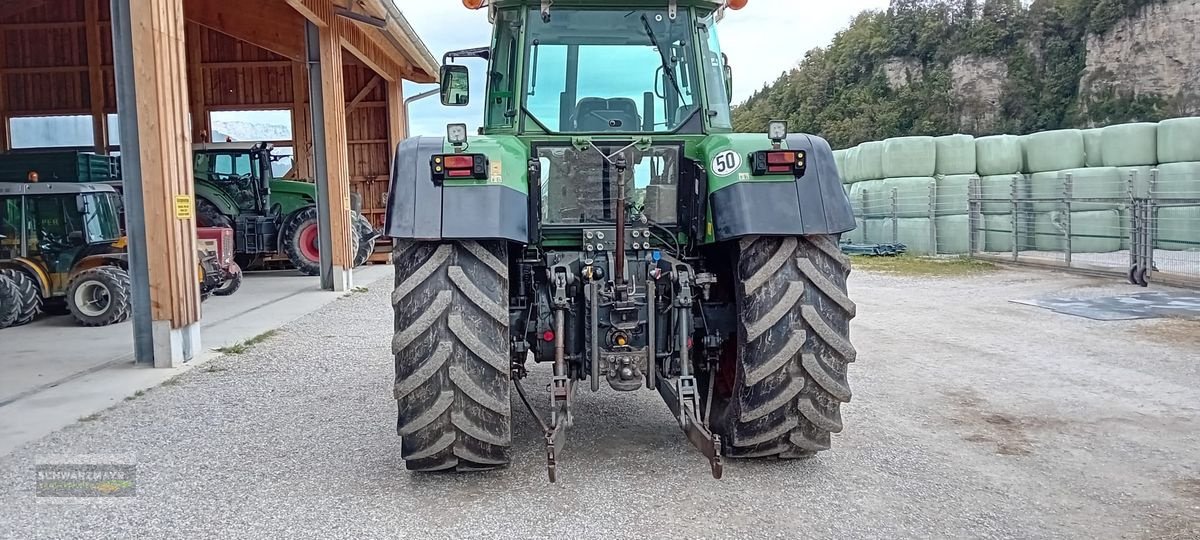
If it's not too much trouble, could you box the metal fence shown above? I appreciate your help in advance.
[965,169,1200,288]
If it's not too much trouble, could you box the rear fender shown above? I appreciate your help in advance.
[704,133,855,241]
[0,257,50,297]
[195,181,241,218]
[385,136,528,243]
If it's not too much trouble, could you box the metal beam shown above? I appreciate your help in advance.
[305,21,334,291]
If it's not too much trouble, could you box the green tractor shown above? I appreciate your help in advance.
[192,142,378,275]
[386,0,858,480]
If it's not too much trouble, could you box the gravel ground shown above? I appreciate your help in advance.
[1,265,1199,539]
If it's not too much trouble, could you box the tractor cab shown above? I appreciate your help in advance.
[192,142,277,217]
[0,182,124,277]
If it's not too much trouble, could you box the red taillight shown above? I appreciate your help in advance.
[766,151,795,165]
[750,149,807,177]
[542,330,555,342]
[444,155,474,169]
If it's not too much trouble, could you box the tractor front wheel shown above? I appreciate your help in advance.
[0,268,41,326]
[353,212,377,267]
[0,274,19,329]
[714,235,857,458]
[391,240,512,472]
[282,207,321,276]
[67,267,132,327]
[213,263,243,297]
[282,207,362,277]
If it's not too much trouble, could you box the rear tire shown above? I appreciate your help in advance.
[0,274,19,329]
[66,267,131,327]
[391,240,512,472]
[717,235,857,458]
[196,198,234,230]
[353,212,377,268]
[0,268,41,326]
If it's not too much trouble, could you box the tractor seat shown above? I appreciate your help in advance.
[573,97,641,132]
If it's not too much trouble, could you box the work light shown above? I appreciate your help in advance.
[447,123,468,147]
[767,120,787,142]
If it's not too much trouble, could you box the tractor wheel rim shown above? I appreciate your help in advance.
[298,223,320,262]
[74,281,111,317]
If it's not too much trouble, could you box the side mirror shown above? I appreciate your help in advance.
[67,230,84,244]
[440,64,470,106]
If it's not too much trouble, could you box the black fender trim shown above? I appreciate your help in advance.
[709,134,855,241]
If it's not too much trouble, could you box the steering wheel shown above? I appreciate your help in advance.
[38,231,70,252]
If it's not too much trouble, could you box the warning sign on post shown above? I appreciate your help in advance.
[174,195,193,220]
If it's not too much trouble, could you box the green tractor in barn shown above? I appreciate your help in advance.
[192,142,379,275]
[386,0,857,481]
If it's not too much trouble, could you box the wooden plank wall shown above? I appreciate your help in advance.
[0,0,393,229]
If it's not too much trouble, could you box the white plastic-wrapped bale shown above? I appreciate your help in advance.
[843,218,866,244]
[1083,128,1104,167]
[863,218,891,244]
[1119,208,1132,250]
[1157,117,1200,164]
[935,174,973,216]
[983,214,1015,252]
[934,134,976,175]
[857,179,890,218]
[975,134,1023,176]
[892,217,936,255]
[935,215,983,254]
[859,141,886,180]
[843,146,862,183]
[834,149,848,182]
[1150,162,1200,200]
[1021,130,1085,173]
[980,174,1025,214]
[882,136,937,177]
[1027,168,1123,212]
[1156,206,1200,250]
[1032,210,1122,253]
[881,176,936,218]
[1115,166,1153,199]
[1101,122,1157,167]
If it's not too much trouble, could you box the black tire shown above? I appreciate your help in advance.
[213,264,243,297]
[0,268,41,326]
[41,298,71,316]
[0,275,19,329]
[66,267,132,327]
[353,212,377,268]
[391,240,512,472]
[717,235,857,458]
[282,207,362,277]
[281,207,321,276]
[196,198,234,229]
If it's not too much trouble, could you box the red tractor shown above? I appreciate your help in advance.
[197,226,242,298]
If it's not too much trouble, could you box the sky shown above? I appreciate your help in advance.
[398,0,891,137]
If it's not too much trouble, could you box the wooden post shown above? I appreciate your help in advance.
[111,0,201,367]
[185,22,207,143]
[291,61,312,179]
[386,78,405,151]
[85,0,109,153]
[315,21,353,290]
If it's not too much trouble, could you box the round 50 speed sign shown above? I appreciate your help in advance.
[710,150,741,177]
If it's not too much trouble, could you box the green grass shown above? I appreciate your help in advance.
[79,413,102,422]
[851,255,997,276]
[215,329,278,355]
[123,390,146,402]
[203,364,228,373]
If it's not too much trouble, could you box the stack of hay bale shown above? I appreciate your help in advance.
[975,135,1024,252]
[1020,129,1124,253]
[1154,117,1200,249]
[832,115,1200,255]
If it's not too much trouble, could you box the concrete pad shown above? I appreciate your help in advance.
[0,265,391,457]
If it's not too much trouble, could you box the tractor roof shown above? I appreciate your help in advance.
[0,182,118,196]
[193,142,271,153]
